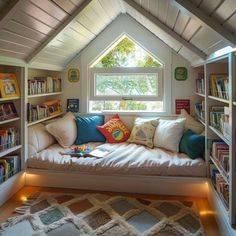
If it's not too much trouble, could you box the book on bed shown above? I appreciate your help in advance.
[61,147,110,158]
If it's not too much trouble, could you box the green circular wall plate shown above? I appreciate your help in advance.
[175,67,187,81]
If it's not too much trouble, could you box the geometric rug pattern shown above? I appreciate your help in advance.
[0,192,205,236]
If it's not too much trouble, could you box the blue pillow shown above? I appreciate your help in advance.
[75,115,106,144]
[179,129,205,159]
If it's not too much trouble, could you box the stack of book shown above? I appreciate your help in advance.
[210,106,230,138]
[0,127,19,151]
[194,101,205,121]
[209,74,229,99]
[210,163,229,208]
[27,100,62,122]
[28,77,61,95]
[0,102,18,121]
[0,155,20,183]
[211,140,229,177]
[196,78,205,94]
[27,103,49,122]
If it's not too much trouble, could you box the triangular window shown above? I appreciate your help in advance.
[92,36,162,68]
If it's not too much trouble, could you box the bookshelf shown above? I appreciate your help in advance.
[0,64,25,196]
[204,53,236,228]
[27,68,63,126]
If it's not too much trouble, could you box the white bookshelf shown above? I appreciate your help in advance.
[203,52,236,228]
[27,113,63,126]
[0,117,20,125]
[28,91,62,98]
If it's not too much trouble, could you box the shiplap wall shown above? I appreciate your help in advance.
[61,14,196,115]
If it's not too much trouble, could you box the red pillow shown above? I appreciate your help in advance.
[97,115,130,143]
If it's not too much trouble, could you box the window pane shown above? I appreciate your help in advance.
[90,101,163,112]
[95,74,158,96]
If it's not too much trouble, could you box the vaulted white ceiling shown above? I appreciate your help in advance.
[0,0,235,68]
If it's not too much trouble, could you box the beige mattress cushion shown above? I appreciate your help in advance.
[27,142,206,177]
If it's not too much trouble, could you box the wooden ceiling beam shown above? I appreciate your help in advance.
[123,0,207,59]
[175,0,236,47]
[26,0,93,63]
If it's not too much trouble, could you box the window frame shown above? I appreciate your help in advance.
[89,67,163,105]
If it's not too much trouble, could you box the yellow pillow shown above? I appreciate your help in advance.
[127,118,159,148]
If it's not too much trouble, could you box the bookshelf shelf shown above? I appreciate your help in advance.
[195,92,205,97]
[233,102,236,106]
[198,118,205,126]
[209,126,230,145]
[0,117,20,125]
[0,145,22,158]
[28,91,62,98]
[0,97,20,102]
[208,95,229,104]
[210,156,229,184]
[27,113,63,126]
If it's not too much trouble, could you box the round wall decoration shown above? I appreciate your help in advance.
[68,68,80,82]
[175,67,187,81]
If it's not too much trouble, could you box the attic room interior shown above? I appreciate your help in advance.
[0,0,236,235]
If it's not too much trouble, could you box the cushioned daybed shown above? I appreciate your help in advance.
[27,115,206,178]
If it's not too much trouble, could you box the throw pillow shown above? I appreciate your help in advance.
[153,118,186,153]
[127,118,159,148]
[97,114,131,143]
[46,112,76,148]
[179,109,204,134]
[75,115,105,144]
[179,129,205,159]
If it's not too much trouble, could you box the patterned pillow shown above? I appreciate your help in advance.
[97,114,130,143]
[127,118,159,148]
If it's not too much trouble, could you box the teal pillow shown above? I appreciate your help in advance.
[75,115,105,144]
[179,129,205,159]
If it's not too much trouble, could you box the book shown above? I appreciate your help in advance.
[61,147,111,158]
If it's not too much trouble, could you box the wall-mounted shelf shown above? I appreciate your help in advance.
[0,145,22,158]
[195,92,205,98]
[0,97,20,102]
[0,117,20,125]
[209,126,230,145]
[208,95,229,104]
[210,156,229,184]
[27,113,63,127]
[28,92,62,98]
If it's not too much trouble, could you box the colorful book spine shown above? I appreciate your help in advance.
[209,74,229,99]
[196,78,205,94]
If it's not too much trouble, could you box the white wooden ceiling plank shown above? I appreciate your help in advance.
[76,12,103,35]
[124,0,206,59]
[224,14,236,33]
[0,49,25,59]
[213,0,236,23]
[149,0,158,18]
[33,56,66,65]
[98,0,120,20]
[0,39,33,54]
[70,20,95,39]
[175,0,236,47]
[166,1,179,29]
[190,26,223,52]
[51,0,76,15]
[157,0,169,23]
[182,18,201,41]
[173,11,189,35]
[30,0,68,21]
[0,29,40,48]
[42,46,75,56]
[20,1,60,28]
[90,0,112,22]
[200,0,223,15]
[12,11,54,35]
[204,40,229,55]
[140,0,149,10]
[56,31,88,44]
[178,46,199,61]
[4,20,46,41]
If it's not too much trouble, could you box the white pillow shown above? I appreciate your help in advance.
[179,109,204,134]
[153,118,186,152]
[46,112,77,148]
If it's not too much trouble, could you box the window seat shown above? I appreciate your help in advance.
[27,142,206,177]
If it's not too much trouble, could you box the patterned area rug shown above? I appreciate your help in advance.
[0,192,205,236]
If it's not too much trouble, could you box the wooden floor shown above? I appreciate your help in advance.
[0,186,220,235]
